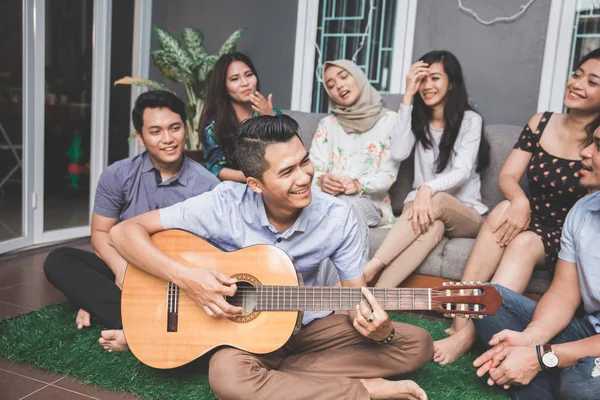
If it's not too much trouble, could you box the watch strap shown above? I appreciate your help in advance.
[536,345,546,370]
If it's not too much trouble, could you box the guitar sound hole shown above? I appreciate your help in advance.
[226,281,257,315]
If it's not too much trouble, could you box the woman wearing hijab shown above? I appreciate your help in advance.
[310,60,402,230]
[363,50,490,288]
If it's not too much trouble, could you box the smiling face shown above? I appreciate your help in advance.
[579,127,600,189]
[324,65,360,107]
[225,60,258,104]
[252,136,314,215]
[418,62,450,109]
[136,107,186,167]
[564,58,600,112]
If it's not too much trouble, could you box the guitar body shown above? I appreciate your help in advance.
[121,230,300,369]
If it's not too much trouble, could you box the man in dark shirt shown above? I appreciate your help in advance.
[44,91,220,352]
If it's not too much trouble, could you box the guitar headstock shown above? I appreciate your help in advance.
[430,282,503,319]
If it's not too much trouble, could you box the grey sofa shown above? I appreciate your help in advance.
[286,94,552,294]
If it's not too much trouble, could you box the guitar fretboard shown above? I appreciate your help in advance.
[254,286,432,311]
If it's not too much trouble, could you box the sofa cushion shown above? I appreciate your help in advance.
[480,124,529,209]
[284,111,327,150]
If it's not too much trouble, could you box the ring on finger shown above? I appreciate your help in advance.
[366,314,375,323]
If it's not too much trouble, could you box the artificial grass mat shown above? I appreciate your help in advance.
[0,303,508,399]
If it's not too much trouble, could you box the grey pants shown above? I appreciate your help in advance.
[317,195,382,286]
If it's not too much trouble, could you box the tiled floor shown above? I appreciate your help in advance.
[0,240,138,400]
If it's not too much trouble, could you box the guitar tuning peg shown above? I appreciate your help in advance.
[477,315,484,319]
[476,281,482,284]
[443,282,449,286]
[469,281,476,285]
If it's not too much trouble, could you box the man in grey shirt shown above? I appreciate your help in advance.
[472,122,600,400]
[44,91,219,352]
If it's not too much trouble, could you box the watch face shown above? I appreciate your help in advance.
[542,352,559,368]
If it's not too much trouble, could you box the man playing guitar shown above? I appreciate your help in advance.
[109,115,433,400]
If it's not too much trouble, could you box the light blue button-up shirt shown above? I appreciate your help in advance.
[558,191,600,334]
[159,181,365,324]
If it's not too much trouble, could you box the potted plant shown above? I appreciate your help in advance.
[115,26,243,152]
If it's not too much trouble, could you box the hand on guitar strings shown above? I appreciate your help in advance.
[353,287,394,342]
[179,266,243,318]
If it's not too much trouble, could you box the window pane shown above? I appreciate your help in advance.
[569,1,600,77]
[44,0,94,232]
[0,1,23,242]
[311,0,397,113]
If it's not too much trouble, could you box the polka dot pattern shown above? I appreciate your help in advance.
[514,112,588,270]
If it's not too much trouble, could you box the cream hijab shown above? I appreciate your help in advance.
[323,59,387,134]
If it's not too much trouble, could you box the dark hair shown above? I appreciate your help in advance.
[575,47,600,70]
[199,52,261,167]
[585,114,600,147]
[131,90,186,133]
[234,115,302,180]
[411,50,489,173]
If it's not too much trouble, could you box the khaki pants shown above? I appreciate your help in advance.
[208,314,433,400]
[374,192,484,287]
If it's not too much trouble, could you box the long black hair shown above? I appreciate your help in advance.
[198,52,261,167]
[411,50,489,173]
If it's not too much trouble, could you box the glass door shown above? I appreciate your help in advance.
[0,1,34,253]
[35,0,94,242]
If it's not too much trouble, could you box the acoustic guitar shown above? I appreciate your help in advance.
[121,230,503,369]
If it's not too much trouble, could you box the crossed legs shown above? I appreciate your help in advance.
[208,314,433,400]
[365,192,483,287]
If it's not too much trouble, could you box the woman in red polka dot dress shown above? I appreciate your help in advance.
[433,48,600,365]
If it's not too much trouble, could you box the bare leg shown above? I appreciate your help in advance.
[99,329,128,352]
[443,200,511,336]
[75,309,91,329]
[433,230,545,365]
[360,378,427,400]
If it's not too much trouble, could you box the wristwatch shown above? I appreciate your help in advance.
[541,344,559,369]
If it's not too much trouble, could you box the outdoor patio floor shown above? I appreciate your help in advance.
[0,240,138,400]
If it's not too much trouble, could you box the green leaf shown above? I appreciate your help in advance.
[153,27,196,74]
[201,55,219,65]
[153,26,182,53]
[152,50,195,86]
[218,28,244,57]
[181,27,208,63]
[113,76,174,93]
[195,63,213,83]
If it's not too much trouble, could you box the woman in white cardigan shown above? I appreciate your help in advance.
[364,50,490,287]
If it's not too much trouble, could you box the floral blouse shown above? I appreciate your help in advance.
[202,108,281,176]
[309,111,400,225]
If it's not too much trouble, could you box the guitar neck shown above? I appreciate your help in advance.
[253,286,433,312]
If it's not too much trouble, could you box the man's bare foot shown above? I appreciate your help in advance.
[75,309,91,329]
[99,329,128,352]
[433,324,476,365]
[364,257,385,284]
[360,378,427,400]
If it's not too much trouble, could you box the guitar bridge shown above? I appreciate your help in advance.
[167,282,179,332]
